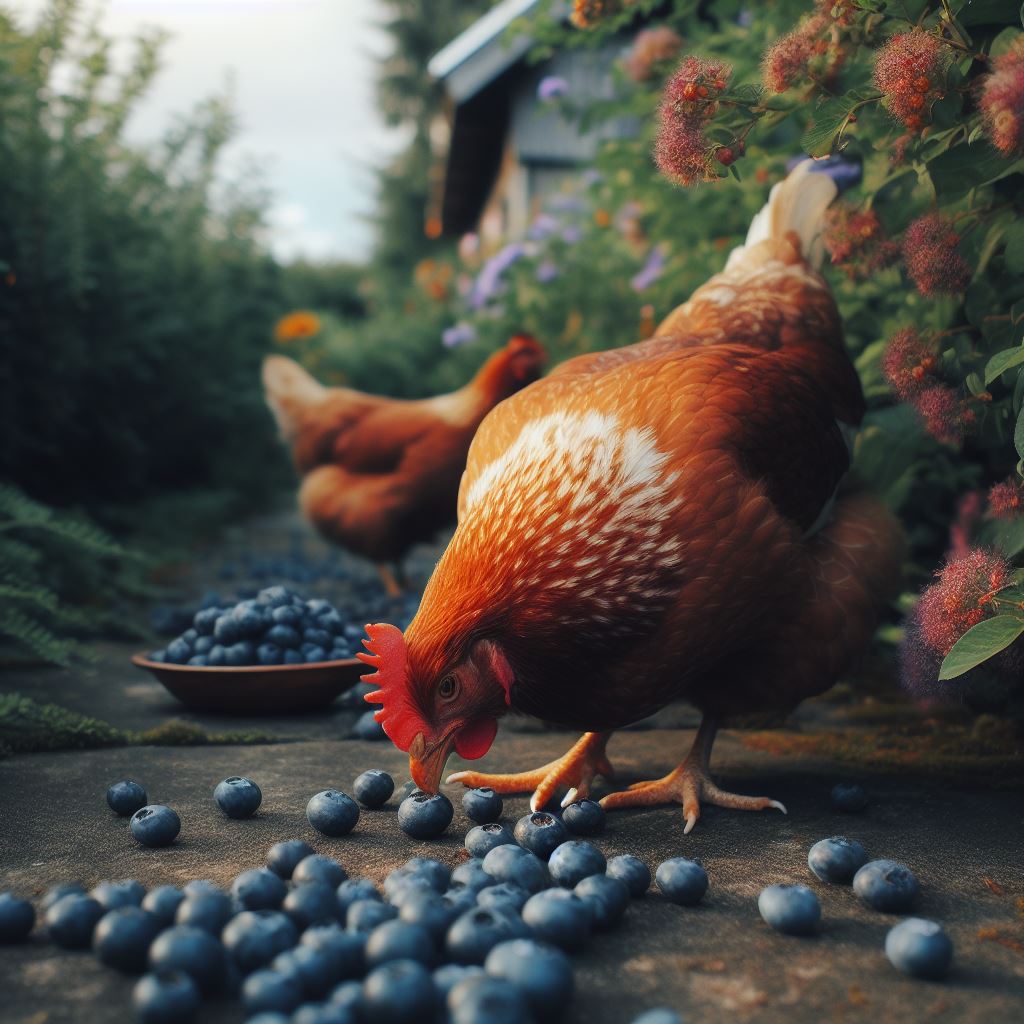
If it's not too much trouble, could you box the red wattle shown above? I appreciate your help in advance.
[454,718,498,760]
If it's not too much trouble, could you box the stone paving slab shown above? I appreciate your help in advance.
[1,728,1023,1024]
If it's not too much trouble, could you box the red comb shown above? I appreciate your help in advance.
[357,622,421,752]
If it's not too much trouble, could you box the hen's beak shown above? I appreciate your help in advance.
[409,732,455,794]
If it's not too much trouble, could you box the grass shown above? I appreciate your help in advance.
[0,693,282,757]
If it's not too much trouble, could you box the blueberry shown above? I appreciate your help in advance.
[267,624,302,648]
[303,645,329,663]
[93,907,160,972]
[0,893,34,943]
[466,822,516,859]
[655,857,708,906]
[272,945,339,998]
[294,854,348,888]
[283,649,303,665]
[831,782,868,813]
[434,963,486,1003]
[214,775,262,818]
[808,836,869,884]
[347,899,397,933]
[208,644,228,666]
[353,769,395,808]
[259,586,293,607]
[758,884,821,935]
[328,978,365,1013]
[445,907,530,965]
[482,844,550,892]
[575,873,629,930]
[365,920,436,969]
[450,860,497,895]
[140,886,184,928]
[193,635,214,655]
[242,968,304,1014]
[233,605,271,637]
[885,918,953,980]
[398,890,464,942]
[291,1003,354,1024]
[485,937,574,1022]
[166,638,192,664]
[521,888,591,951]
[607,854,651,897]
[186,655,209,666]
[232,868,287,911]
[548,841,606,889]
[306,598,332,616]
[130,804,181,847]
[257,643,283,665]
[106,779,148,816]
[267,839,316,879]
[447,975,530,1024]
[225,640,256,665]
[46,894,104,948]
[380,872,434,911]
[132,969,201,1024]
[461,787,503,823]
[301,924,366,980]
[42,883,86,911]
[305,627,333,648]
[400,857,451,891]
[271,606,303,627]
[222,910,299,973]
[513,811,568,860]
[630,1011,684,1024]
[477,882,530,915]
[283,884,341,929]
[148,925,226,993]
[307,790,360,836]
[337,878,382,914]
[182,880,221,898]
[361,959,436,1024]
[194,606,222,634]
[92,879,146,912]
[562,798,605,836]
[175,890,233,934]
[353,710,387,740]
[149,649,167,663]
[397,791,454,839]
[853,859,919,912]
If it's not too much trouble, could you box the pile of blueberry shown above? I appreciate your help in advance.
[148,587,368,667]
[0,772,688,1024]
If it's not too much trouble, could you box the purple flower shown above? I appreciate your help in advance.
[582,169,603,187]
[538,76,569,101]
[528,214,558,241]
[549,196,587,214]
[561,225,583,245]
[442,323,477,348]
[630,244,667,292]
[535,261,560,283]
[469,243,526,309]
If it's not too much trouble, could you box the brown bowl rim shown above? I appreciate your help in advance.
[131,652,364,673]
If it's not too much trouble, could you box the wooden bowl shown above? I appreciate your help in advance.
[131,654,366,713]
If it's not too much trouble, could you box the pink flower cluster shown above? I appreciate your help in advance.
[980,38,1024,157]
[655,56,734,186]
[874,29,950,131]
[625,27,684,83]
[762,14,837,93]
[902,212,971,297]
[988,477,1024,519]
[822,205,899,279]
[915,549,1011,657]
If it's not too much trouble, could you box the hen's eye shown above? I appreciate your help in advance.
[438,675,459,700]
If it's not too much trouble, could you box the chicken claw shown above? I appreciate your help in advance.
[599,715,786,834]
[447,731,613,812]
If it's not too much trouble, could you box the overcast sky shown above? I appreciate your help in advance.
[16,0,407,262]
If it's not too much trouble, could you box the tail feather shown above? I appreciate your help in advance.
[262,355,326,440]
[730,157,850,272]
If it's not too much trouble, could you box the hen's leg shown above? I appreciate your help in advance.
[599,716,786,834]
[447,732,614,813]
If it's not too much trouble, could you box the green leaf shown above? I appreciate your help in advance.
[990,517,1024,557]
[956,0,1022,26]
[1016,405,1024,460]
[938,615,1024,680]
[1005,222,1024,273]
[984,345,1024,384]
[927,144,1024,202]
[801,97,855,158]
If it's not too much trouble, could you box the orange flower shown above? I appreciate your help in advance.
[594,208,612,228]
[274,311,321,343]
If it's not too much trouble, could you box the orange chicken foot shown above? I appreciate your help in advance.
[447,731,614,813]
[599,715,786,834]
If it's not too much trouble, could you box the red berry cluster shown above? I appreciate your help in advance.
[655,57,735,186]
[980,38,1024,157]
[913,385,975,447]
[822,205,899,279]
[625,27,684,83]
[988,477,1024,520]
[880,327,939,399]
[874,29,950,131]
[901,212,971,297]
[762,14,844,93]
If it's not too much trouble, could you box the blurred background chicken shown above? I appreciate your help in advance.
[263,335,544,594]
[359,160,904,831]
